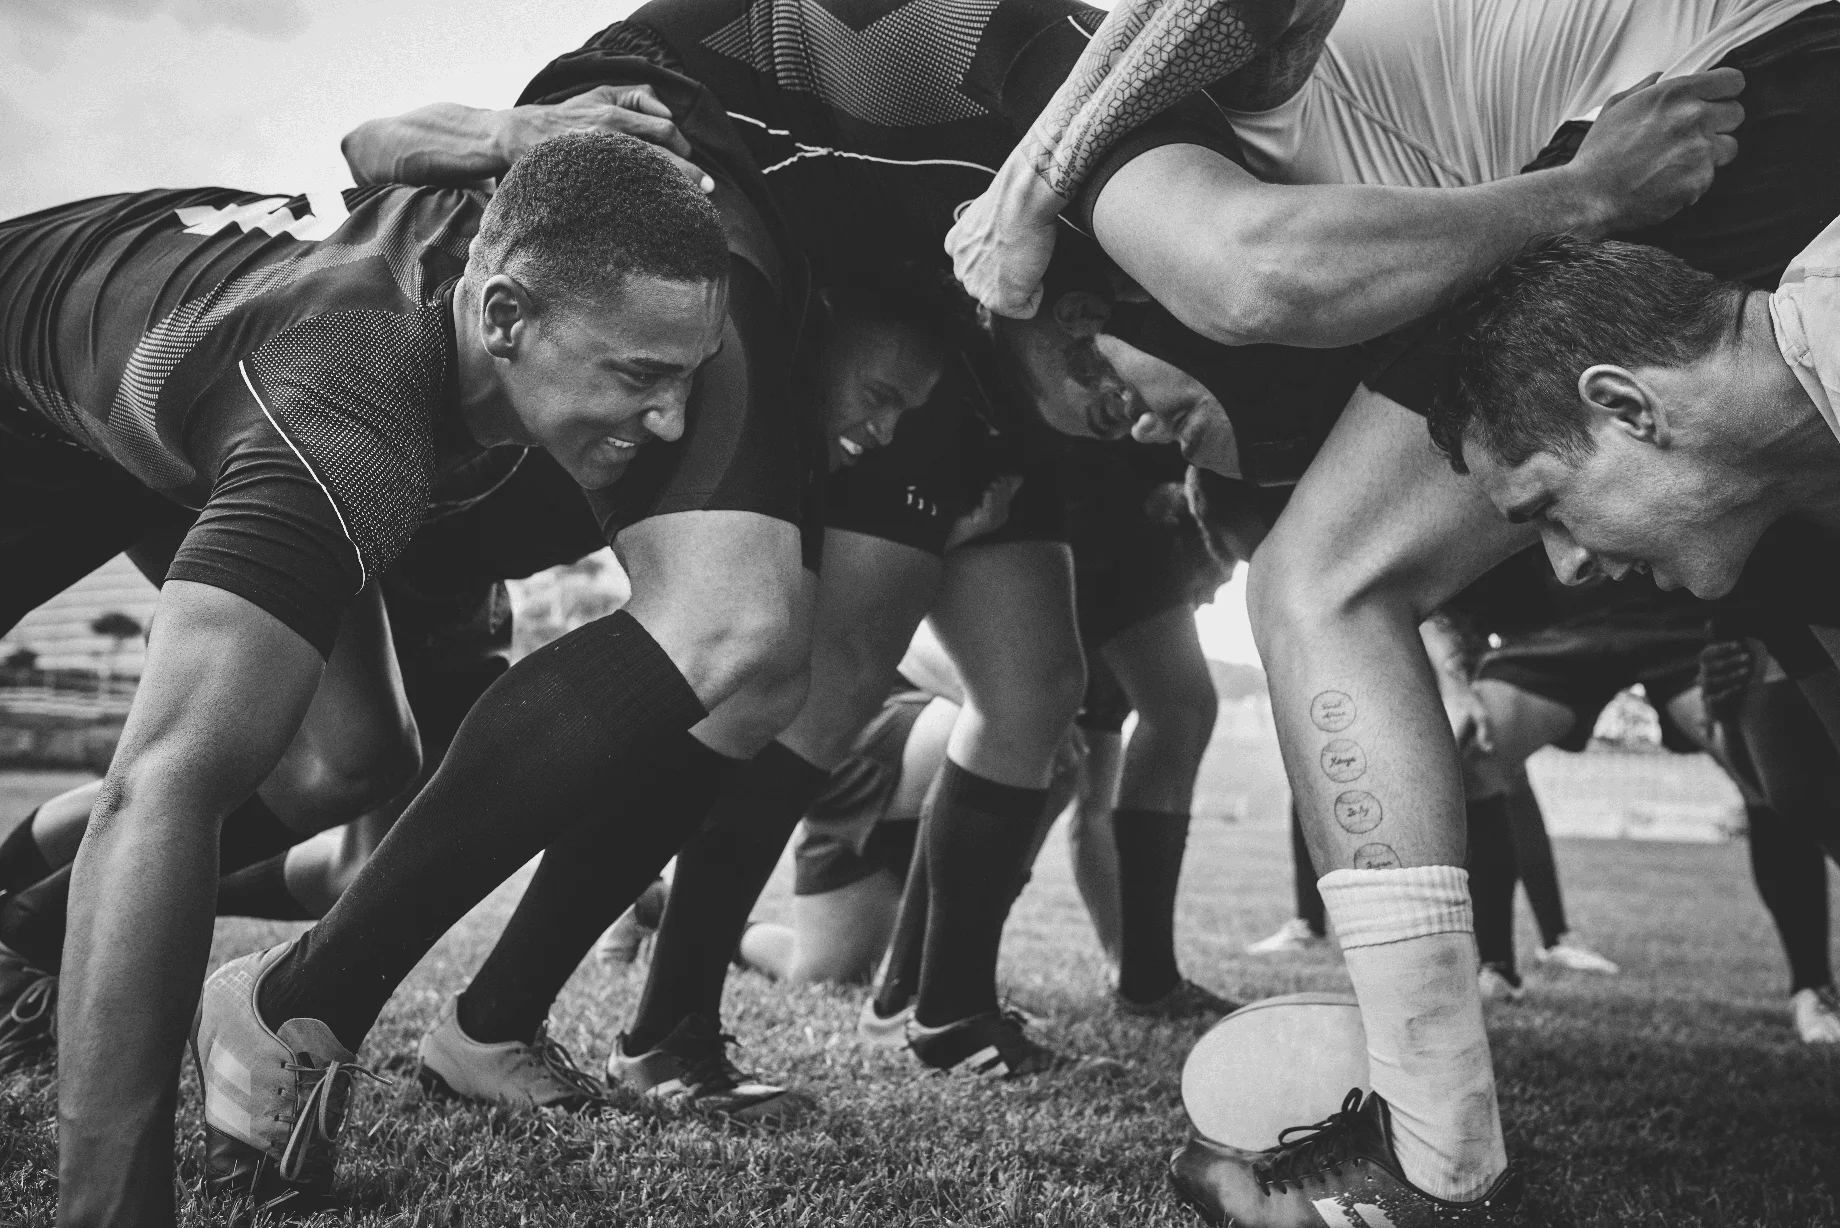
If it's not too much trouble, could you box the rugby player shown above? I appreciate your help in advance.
[950,0,1834,1218]
[0,133,759,1222]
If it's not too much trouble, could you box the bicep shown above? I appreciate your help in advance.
[1090,143,1280,345]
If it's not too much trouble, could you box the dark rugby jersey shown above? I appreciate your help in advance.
[0,186,528,650]
[522,0,1243,293]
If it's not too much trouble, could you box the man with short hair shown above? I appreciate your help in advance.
[0,131,754,1224]
[1432,225,1840,606]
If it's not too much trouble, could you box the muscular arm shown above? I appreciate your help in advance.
[1022,0,1300,199]
[342,88,707,189]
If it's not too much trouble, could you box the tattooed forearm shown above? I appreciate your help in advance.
[1021,0,1283,197]
[1207,0,1345,113]
[1353,843,1401,869]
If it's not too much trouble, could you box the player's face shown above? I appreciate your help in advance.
[1467,428,1769,599]
[820,316,944,469]
[1000,293,1139,440]
[506,275,728,490]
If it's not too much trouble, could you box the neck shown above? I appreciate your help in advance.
[451,278,519,448]
[1741,290,1840,530]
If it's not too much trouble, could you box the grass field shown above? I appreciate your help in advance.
[2,771,1838,1226]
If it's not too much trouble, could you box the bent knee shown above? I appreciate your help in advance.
[283,733,421,825]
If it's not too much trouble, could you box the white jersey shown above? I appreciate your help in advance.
[1224,0,1822,188]
[1773,214,1840,444]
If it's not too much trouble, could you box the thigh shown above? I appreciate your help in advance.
[616,508,807,708]
[0,430,186,635]
[1101,604,1216,724]
[788,872,903,983]
[777,529,943,769]
[931,539,1083,707]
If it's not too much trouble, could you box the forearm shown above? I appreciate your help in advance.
[1022,0,1285,198]
[342,102,514,187]
[1095,145,1613,347]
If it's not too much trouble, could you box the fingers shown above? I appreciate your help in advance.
[1602,71,1662,112]
[609,84,675,120]
[1132,412,1178,445]
[1674,66,1746,100]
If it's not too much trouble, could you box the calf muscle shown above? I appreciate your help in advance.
[1251,391,1534,874]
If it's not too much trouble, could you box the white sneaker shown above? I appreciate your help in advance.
[1478,964,1524,1003]
[1534,935,1620,976]
[416,1000,605,1111]
[1792,987,1840,1045]
[1246,918,1327,955]
[857,996,914,1048]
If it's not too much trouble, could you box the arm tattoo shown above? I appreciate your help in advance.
[1353,843,1401,870]
[1320,739,1367,783]
[1022,0,1275,197]
[1208,0,1345,113]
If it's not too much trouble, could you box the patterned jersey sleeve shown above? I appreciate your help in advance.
[166,304,448,655]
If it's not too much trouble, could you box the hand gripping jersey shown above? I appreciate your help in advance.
[0,185,525,654]
[1223,0,1823,190]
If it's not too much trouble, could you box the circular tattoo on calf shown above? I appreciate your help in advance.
[1319,739,1367,783]
[1309,691,1356,733]
[1353,843,1401,870]
[1333,790,1383,834]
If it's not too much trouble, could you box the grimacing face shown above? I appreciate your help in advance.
[1465,417,1773,599]
[1001,292,1138,440]
[821,314,945,469]
[498,274,728,490]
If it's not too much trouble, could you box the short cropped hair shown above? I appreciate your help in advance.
[472,131,728,312]
[1429,236,1746,473]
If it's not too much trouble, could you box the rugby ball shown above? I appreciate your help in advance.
[1180,992,1370,1150]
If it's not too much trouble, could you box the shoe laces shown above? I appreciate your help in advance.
[0,969,56,1071]
[1255,1089,1368,1194]
[678,1029,750,1093]
[529,1026,606,1102]
[276,1055,389,1184]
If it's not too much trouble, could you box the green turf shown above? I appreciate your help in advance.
[1,774,1837,1226]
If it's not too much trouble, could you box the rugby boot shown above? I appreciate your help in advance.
[0,939,56,1073]
[193,940,388,1212]
[1169,1088,1524,1227]
[416,1000,606,1111]
[1116,978,1241,1021]
[906,1008,1124,1079]
[857,996,914,1048]
[608,1013,814,1123]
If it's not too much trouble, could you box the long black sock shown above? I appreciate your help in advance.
[913,761,1046,1028]
[217,853,316,921]
[624,741,828,1053]
[873,824,929,1018]
[1291,807,1326,937]
[1503,785,1568,948]
[1465,795,1519,978]
[258,612,705,1051]
[0,811,51,893]
[1747,804,1833,993]
[456,733,737,1046]
[0,795,301,969]
[1113,808,1189,1003]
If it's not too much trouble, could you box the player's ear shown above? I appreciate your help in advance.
[1578,364,1662,446]
[479,274,536,359]
[1050,290,1111,338]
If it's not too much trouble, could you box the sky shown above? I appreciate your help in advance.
[3,0,1262,665]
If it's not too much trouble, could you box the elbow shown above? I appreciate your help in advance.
[1176,236,1337,348]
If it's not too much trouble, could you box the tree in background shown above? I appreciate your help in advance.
[90,611,144,681]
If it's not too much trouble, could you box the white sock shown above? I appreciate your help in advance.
[1319,865,1507,1202]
